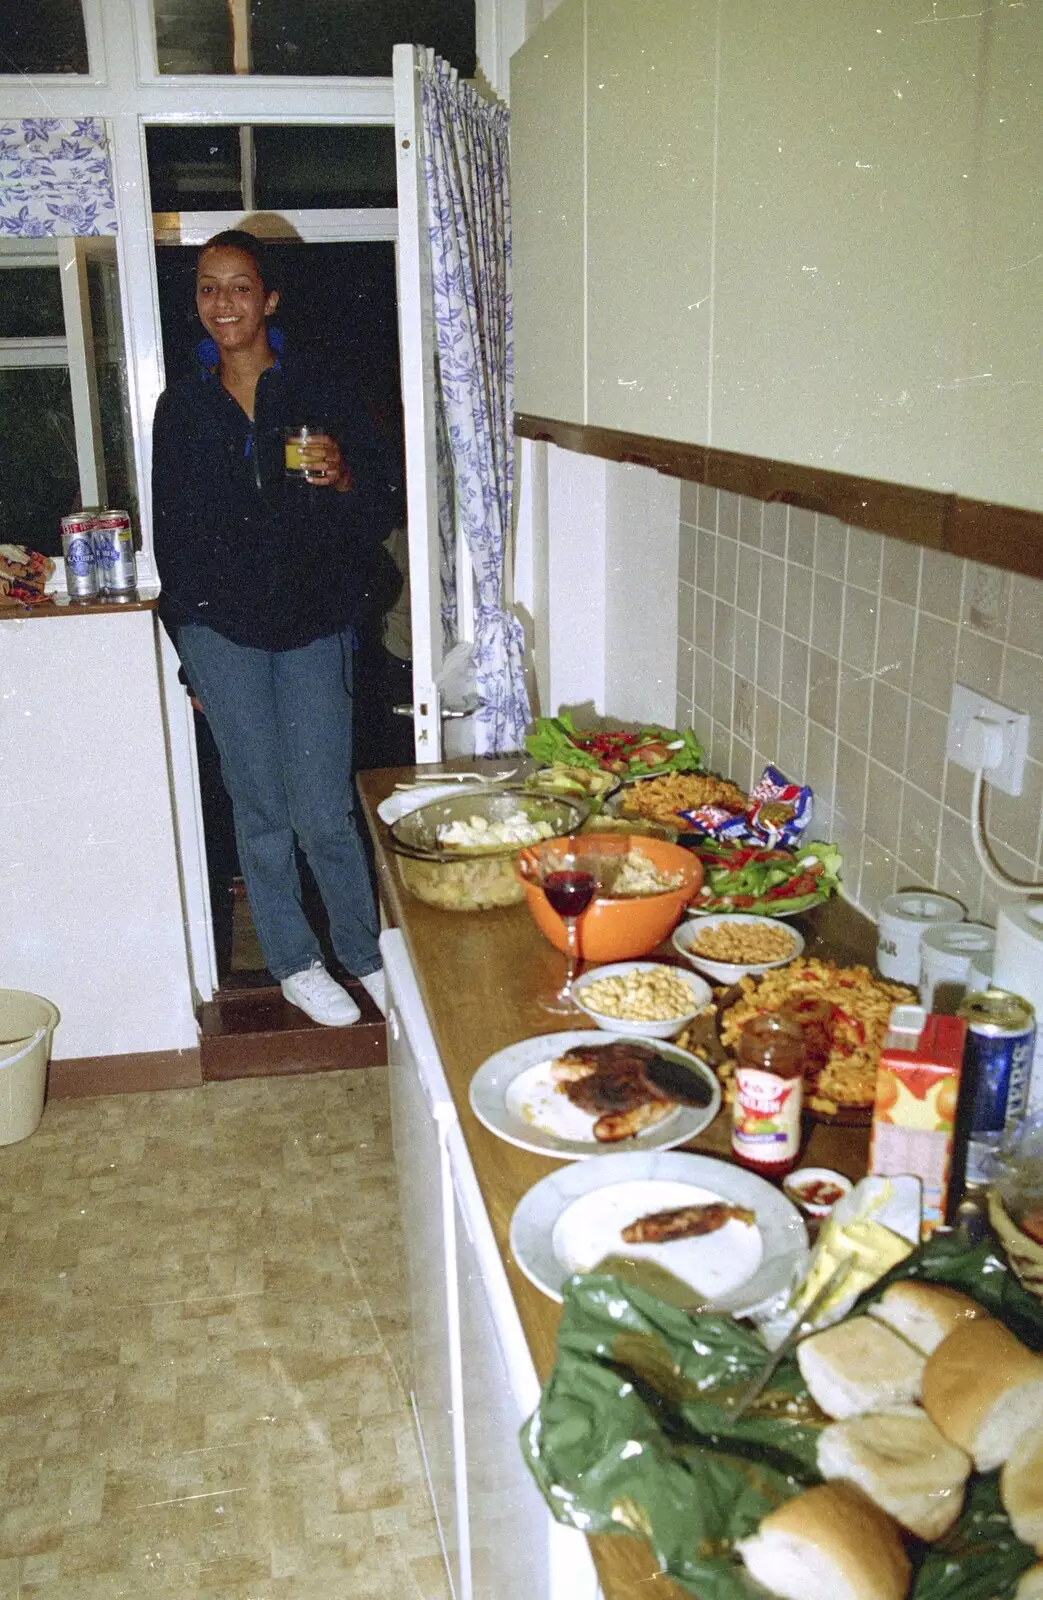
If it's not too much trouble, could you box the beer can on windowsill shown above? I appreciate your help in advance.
[959,988,1036,1186]
[60,513,99,600]
[93,510,137,598]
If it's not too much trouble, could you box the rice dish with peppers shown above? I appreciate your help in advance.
[712,959,916,1113]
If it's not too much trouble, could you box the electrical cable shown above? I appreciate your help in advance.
[971,767,1043,891]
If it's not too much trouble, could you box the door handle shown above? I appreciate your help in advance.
[393,704,471,720]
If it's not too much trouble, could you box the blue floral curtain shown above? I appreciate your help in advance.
[0,120,116,237]
[416,49,531,756]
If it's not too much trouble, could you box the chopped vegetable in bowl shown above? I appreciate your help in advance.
[688,840,842,917]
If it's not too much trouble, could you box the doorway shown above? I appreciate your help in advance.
[154,237,412,985]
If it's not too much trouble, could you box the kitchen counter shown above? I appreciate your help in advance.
[358,762,877,1600]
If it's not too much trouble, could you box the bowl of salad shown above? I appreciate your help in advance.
[525,713,705,779]
[685,840,842,918]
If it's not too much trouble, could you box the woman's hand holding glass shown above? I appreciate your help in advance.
[284,426,353,491]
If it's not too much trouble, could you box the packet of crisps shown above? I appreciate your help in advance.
[678,764,813,847]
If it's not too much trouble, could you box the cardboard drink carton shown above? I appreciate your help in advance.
[869,1005,968,1238]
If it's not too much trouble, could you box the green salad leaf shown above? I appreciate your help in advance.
[524,714,601,771]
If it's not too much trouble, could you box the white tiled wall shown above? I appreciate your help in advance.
[675,482,1043,926]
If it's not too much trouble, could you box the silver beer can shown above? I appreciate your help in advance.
[93,510,137,597]
[60,513,99,600]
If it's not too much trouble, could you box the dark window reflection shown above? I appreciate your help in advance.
[0,268,65,339]
[253,127,397,210]
[153,0,475,76]
[146,127,244,213]
[0,370,80,555]
[2,0,89,75]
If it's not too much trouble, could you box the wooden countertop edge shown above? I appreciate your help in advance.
[0,594,158,621]
[358,765,878,1600]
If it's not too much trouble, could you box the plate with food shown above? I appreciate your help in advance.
[525,712,705,778]
[509,1149,808,1310]
[468,1030,721,1158]
[606,771,749,834]
[709,957,918,1123]
[686,840,843,916]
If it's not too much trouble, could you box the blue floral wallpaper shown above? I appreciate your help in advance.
[0,119,117,237]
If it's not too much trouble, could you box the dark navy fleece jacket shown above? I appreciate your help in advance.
[152,339,401,652]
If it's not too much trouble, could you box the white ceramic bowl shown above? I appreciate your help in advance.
[783,1167,853,1218]
[672,914,804,984]
[571,959,713,1039]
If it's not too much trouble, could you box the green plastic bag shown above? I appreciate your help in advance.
[521,1232,1043,1599]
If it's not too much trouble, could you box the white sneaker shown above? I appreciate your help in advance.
[359,968,387,1018]
[281,962,360,1027]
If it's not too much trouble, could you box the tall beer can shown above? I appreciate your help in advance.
[60,513,99,600]
[93,511,137,597]
[959,988,1036,1185]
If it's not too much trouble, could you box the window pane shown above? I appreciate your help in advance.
[146,127,243,213]
[4,0,89,75]
[0,268,65,339]
[153,0,233,74]
[0,370,80,557]
[253,127,397,210]
[152,0,475,77]
[86,259,141,539]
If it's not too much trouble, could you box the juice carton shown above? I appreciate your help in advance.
[869,1004,967,1238]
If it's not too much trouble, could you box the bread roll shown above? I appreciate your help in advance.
[869,1281,988,1355]
[817,1408,971,1541]
[737,1481,910,1600]
[922,1319,1043,1472]
[1017,1565,1043,1600]
[1002,1431,1043,1554]
[796,1317,926,1419]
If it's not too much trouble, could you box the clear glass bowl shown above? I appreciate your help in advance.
[386,786,589,912]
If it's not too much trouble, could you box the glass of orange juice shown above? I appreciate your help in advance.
[283,424,324,482]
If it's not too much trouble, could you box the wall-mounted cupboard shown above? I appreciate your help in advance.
[511,0,1043,574]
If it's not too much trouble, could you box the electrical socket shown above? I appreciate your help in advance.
[946,683,1029,796]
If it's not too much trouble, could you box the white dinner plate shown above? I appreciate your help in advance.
[376,782,487,825]
[509,1149,808,1309]
[468,1030,721,1160]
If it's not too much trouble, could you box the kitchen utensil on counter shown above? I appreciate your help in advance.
[571,960,712,1039]
[517,833,703,962]
[728,1257,854,1419]
[876,890,964,983]
[468,1029,721,1160]
[509,1149,808,1310]
[994,901,1043,1112]
[385,787,587,911]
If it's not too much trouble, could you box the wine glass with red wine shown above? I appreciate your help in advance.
[529,848,603,1011]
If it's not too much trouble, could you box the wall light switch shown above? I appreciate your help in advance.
[946,683,1029,796]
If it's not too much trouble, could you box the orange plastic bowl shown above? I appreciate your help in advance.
[516,833,704,962]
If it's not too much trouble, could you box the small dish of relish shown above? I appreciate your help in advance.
[783,1167,852,1218]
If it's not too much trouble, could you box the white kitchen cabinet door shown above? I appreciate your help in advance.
[447,1122,602,1600]
[384,934,466,1599]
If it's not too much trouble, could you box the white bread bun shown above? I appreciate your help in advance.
[737,1481,910,1600]
[1001,1430,1043,1554]
[869,1281,989,1355]
[922,1319,1043,1472]
[796,1316,926,1419]
[816,1408,971,1541]
[1017,1565,1043,1600]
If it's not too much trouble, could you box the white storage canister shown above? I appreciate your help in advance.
[968,951,994,994]
[877,891,965,984]
[919,922,996,1013]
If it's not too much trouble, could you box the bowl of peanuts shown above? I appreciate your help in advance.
[571,960,713,1038]
[671,914,804,984]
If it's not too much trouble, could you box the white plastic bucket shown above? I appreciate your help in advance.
[0,991,60,1145]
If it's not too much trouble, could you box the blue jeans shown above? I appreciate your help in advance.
[176,624,381,982]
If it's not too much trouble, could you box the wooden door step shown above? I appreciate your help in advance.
[198,979,386,1081]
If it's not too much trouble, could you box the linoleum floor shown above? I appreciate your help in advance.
[0,1070,451,1600]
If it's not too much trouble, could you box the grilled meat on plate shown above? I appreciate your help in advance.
[621,1201,756,1244]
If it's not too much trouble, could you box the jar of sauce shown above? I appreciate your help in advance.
[731,1014,806,1178]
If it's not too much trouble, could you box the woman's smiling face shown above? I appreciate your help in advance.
[195,244,279,357]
